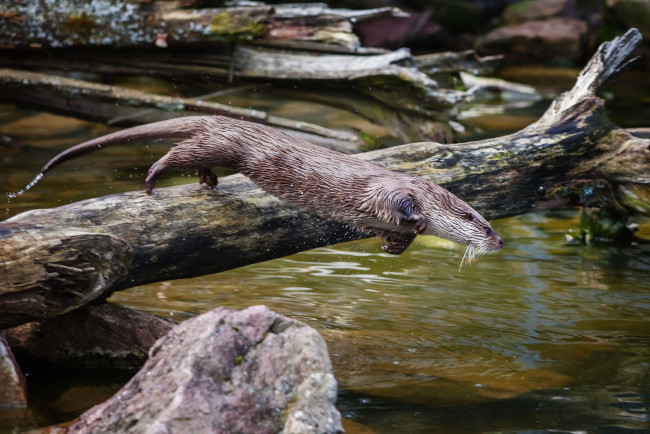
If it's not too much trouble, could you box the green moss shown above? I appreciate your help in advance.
[210,12,267,42]
[234,355,243,365]
[618,183,650,215]
[359,131,385,152]
[579,207,634,244]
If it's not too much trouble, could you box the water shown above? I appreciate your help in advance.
[1,71,649,433]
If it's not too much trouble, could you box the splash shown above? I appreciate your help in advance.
[7,173,44,200]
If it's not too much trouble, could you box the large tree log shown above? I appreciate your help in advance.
[0,1,469,141]
[0,0,404,51]
[0,29,648,329]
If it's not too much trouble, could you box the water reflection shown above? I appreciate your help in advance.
[104,211,650,433]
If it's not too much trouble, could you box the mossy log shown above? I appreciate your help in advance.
[0,1,468,135]
[0,0,464,114]
[0,0,404,51]
[0,29,648,329]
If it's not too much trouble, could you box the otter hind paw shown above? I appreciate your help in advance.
[197,168,218,188]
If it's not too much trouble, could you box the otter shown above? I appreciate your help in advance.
[31,115,503,261]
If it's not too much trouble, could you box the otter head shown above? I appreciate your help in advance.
[418,184,503,266]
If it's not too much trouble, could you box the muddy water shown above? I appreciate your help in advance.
[0,70,649,433]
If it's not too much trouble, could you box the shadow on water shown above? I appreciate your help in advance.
[338,388,650,433]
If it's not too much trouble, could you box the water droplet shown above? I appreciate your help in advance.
[8,173,44,199]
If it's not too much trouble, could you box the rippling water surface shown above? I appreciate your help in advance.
[1,70,649,433]
[108,215,649,433]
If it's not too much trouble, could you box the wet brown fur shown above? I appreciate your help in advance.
[37,115,503,255]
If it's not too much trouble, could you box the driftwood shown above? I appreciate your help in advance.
[0,1,466,114]
[1,29,649,329]
[0,1,474,142]
[0,1,404,51]
[0,46,467,142]
[0,67,361,152]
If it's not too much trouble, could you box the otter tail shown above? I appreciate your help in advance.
[8,116,211,197]
[39,116,211,175]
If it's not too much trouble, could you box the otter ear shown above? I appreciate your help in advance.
[462,212,474,222]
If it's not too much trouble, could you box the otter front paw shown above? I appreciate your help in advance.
[411,214,427,234]
[145,162,163,194]
[381,232,416,255]
[396,195,427,234]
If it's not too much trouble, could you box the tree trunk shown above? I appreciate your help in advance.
[0,29,648,329]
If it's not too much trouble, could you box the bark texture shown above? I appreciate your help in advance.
[0,0,483,146]
[0,334,27,406]
[0,1,402,51]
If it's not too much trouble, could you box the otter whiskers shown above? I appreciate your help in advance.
[459,243,492,271]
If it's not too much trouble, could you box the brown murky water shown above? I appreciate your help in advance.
[1,69,649,433]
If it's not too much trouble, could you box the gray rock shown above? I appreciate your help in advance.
[0,333,26,406]
[502,0,570,24]
[66,305,342,434]
[477,17,588,63]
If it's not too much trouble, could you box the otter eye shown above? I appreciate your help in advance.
[485,227,493,236]
[463,212,474,222]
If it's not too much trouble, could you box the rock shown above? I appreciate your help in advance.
[65,305,342,434]
[0,333,27,406]
[355,11,443,50]
[502,0,570,24]
[3,303,173,368]
[477,17,589,64]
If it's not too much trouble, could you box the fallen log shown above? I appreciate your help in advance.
[0,0,403,51]
[3,303,173,369]
[0,44,469,141]
[0,1,474,143]
[0,29,648,329]
[1,0,468,124]
[0,67,361,151]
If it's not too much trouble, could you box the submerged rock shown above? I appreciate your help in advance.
[3,303,173,369]
[0,333,27,406]
[502,0,572,24]
[477,17,588,64]
[66,305,342,434]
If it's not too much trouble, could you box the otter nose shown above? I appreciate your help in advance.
[497,236,503,249]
